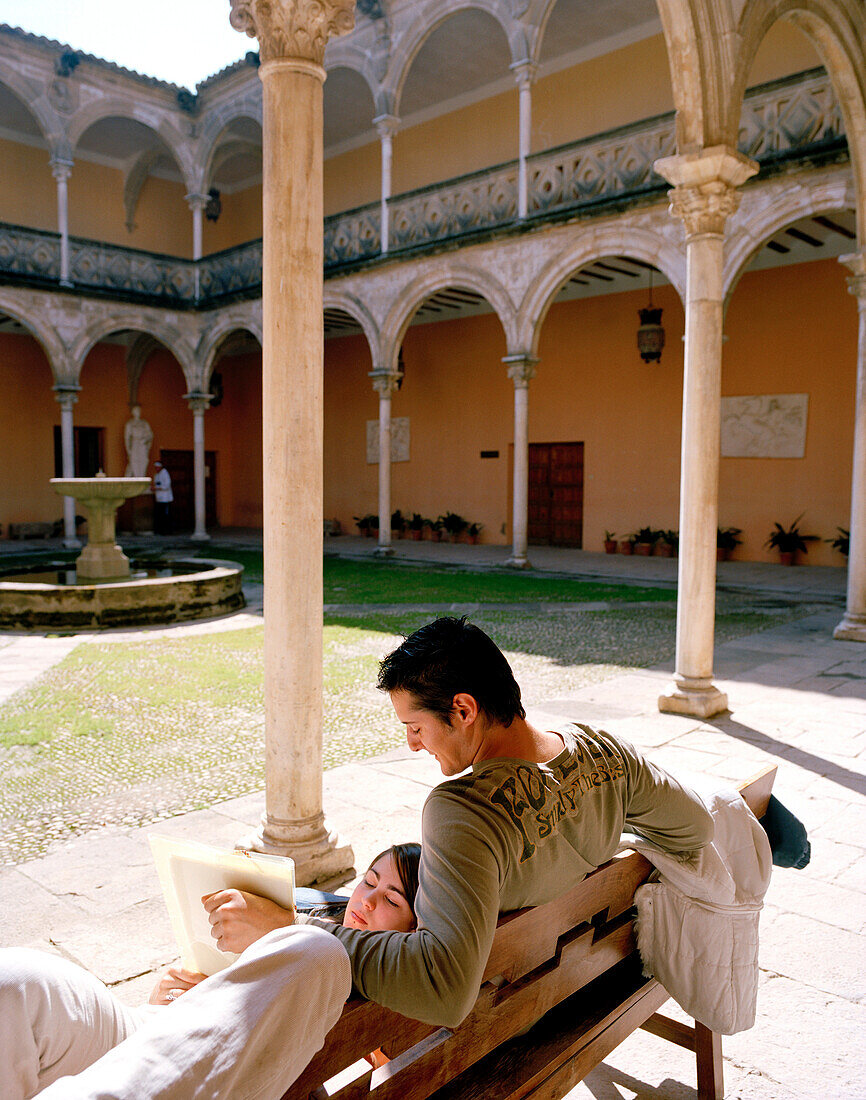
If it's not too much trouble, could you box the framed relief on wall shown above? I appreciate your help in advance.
[366,417,410,463]
[721,394,808,458]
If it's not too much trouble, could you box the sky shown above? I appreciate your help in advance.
[0,0,252,89]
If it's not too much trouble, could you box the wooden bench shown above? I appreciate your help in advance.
[282,765,777,1100]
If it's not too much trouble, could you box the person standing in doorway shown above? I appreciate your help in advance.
[152,461,173,535]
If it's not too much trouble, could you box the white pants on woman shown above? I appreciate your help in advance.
[1,925,351,1099]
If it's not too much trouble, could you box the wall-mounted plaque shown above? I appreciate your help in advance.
[367,417,410,463]
[721,394,808,458]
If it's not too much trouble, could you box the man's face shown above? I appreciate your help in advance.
[390,689,472,776]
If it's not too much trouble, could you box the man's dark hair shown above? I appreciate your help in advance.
[377,616,525,726]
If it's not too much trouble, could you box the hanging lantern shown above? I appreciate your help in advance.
[637,269,665,363]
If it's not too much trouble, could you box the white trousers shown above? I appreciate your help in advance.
[1,925,352,1100]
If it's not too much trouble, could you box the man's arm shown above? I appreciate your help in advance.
[299,788,506,1028]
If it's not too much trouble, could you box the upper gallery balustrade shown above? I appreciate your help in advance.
[0,68,846,308]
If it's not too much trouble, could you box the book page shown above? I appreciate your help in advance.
[149,834,295,975]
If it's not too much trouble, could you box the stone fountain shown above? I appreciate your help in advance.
[0,475,245,630]
[51,473,151,580]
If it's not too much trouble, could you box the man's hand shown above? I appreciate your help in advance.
[149,966,207,1005]
[203,889,295,953]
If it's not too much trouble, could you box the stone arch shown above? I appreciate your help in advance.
[379,264,518,371]
[732,0,866,237]
[324,48,380,103]
[198,112,263,194]
[386,0,525,115]
[322,288,381,364]
[197,314,263,390]
[0,291,68,381]
[69,100,196,192]
[72,313,195,389]
[195,100,263,194]
[724,172,855,298]
[517,225,686,356]
[0,71,62,150]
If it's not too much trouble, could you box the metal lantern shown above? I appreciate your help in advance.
[637,269,665,363]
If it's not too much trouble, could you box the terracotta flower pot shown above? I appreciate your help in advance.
[716,547,727,562]
[655,543,673,558]
[619,541,633,555]
[634,542,653,556]
[779,550,796,566]
[409,529,422,540]
[604,540,618,554]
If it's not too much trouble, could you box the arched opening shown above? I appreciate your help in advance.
[323,67,378,218]
[203,116,263,253]
[0,311,60,532]
[73,117,188,255]
[393,9,514,193]
[204,328,264,530]
[77,329,189,531]
[722,205,858,566]
[0,82,55,236]
[533,254,685,550]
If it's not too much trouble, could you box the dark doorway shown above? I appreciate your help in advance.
[160,449,218,530]
[53,426,104,477]
[528,442,584,547]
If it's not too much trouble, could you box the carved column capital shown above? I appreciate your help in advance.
[184,391,213,414]
[374,113,400,140]
[370,371,401,397]
[840,252,866,307]
[510,59,537,89]
[655,145,758,238]
[185,192,209,212]
[503,354,538,388]
[50,158,73,183]
[229,0,355,66]
[53,383,81,409]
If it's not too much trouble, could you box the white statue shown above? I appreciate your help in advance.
[124,406,153,478]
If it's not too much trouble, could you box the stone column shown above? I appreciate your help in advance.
[51,159,73,287]
[230,0,355,884]
[655,146,757,718]
[511,62,536,220]
[186,193,208,300]
[835,252,866,641]
[54,383,81,547]
[374,114,399,254]
[371,371,401,557]
[504,354,537,568]
[185,392,211,542]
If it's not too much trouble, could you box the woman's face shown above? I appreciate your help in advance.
[342,853,416,933]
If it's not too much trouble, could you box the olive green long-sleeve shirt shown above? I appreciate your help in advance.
[297,724,713,1028]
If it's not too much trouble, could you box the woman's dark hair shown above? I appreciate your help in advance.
[308,842,421,922]
[377,616,525,726]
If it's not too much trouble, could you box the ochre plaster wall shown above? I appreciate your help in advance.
[0,334,58,526]
[205,351,263,527]
[0,139,57,233]
[325,141,381,218]
[721,257,855,566]
[201,185,263,254]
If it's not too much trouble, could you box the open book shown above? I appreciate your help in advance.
[149,834,295,975]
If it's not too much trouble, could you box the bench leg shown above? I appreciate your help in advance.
[695,1021,723,1100]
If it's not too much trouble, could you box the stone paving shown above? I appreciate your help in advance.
[0,536,863,1097]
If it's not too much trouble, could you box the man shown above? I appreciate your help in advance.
[11,617,712,1097]
[152,461,173,535]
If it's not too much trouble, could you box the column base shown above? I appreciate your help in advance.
[658,679,728,719]
[63,537,82,550]
[59,279,74,289]
[236,817,355,890]
[833,613,866,642]
[190,530,211,543]
[373,545,395,558]
[506,555,532,570]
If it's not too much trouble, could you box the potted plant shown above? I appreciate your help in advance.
[717,526,742,562]
[633,526,658,556]
[619,534,635,555]
[407,513,425,541]
[603,530,618,554]
[353,513,378,538]
[656,530,678,558]
[765,514,819,565]
[440,512,468,543]
[390,509,405,540]
[827,527,850,557]
[466,522,484,545]
[424,516,442,542]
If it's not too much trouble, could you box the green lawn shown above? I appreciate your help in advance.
[0,584,815,863]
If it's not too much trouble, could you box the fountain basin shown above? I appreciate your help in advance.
[0,558,245,631]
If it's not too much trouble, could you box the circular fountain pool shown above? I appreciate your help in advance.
[0,557,246,630]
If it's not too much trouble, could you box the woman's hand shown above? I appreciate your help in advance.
[149,966,207,1005]
[202,889,295,953]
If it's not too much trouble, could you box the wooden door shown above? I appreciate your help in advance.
[528,442,584,547]
[160,449,218,530]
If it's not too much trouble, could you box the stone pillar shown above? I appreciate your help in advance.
[185,392,211,542]
[229,0,355,884]
[835,252,866,641]
[511,62,536,220]
[371,371,401,557]
[54,383,81,547]
[186,193,208,300]
[655,146,757,718]
[504,354,537,568]
[51,159,73,287]
[374,114,399,254]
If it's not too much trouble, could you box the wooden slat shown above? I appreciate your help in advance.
[640,1011,696,1050]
